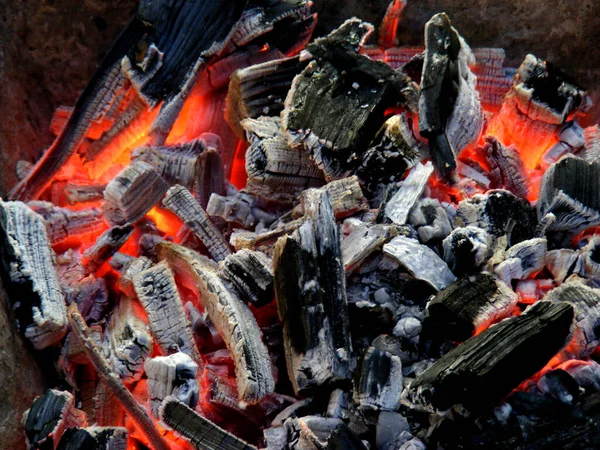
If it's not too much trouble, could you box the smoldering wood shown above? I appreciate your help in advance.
[68,304,171,450]
[546,249,579,284]
[455,190,538,246]
[511,54,589,125]
[163,185,232,262]
[384,162,434,225]
[16,160,34,181]
[408,198,453,243]
[226,55,310,139]
[343,223,401,272]
[157,241,275,403]
[541,121,585,169]
[94,382,124,427]
[83,224,134,275]
[478,136,529,199]
[64,184,107,205]
[243,116,325,202]
[231,218,304,251]
[283,416,368,450]
[29,201,105,244]
[56,427,128,450]
[494,238,547,285]
[195,145,227,209]
[356,113,421,194]
[206,191,260,229]
[113,255,153,297]
[220,249,274,307]
[581,125,600,163]
[576,236,600,283]
[544,280,600,359]
[132,261,201,363]
[405,301,574,412]
[425,274,518,341]
[24,389,87,450]
[0,201,67,349]
[536,369,581,405]
[103,161,170,226]
[353,346,403,412]
[442,226,493,277]
[160,397,257,450]
[145,352,199,417]
[383,235,456,291]
[104,296,153,383]
[538,156,600,235]
[283,19,419,180]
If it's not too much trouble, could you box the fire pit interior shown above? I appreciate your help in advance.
[2,1,600,449]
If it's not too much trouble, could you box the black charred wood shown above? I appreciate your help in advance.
[220,249,274,307]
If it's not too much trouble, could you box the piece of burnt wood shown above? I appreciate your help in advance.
[476,136,529,199]
[230,218,304,251]
[442,226,492,276]
[160,397,257,450]
[220,249,274,307]
[56,427,128,450]
[16,160,34,181]
[103,161,170,226]
[544,280,600,359]
[94,382,124,427]
[243,116,325,202]
[132,261,201,363]
[104,296,153,383]
[157,241,274,403]
[273,189,353,394]
[404,301,574,412]
[425,274,518,341]
[408,198,453,244]
[546,249,580,284]
[163,185,232,262]
[356,113,421,195]
[455,190,538,246]
[582,125,600,163]
[538,156,600,235]
[0,201,67,349]
[418,13,483,179]
[68,304,171,450]
[383,235,456,291]
[24,389,87,450]
[226,55,310,139]
[283,19,419,180]
[576,236,600,283]
[113,255,153,297]
[145,352,199,417]
[195,140,227,209]
[283,416,368,450]
[206,191,260,229]
[494,238,547,285]
[64,184,107,205]
[384,162,434,225]
[353,346,403,412]
[343,223,400,272]
[541,121,585,169]
[82,224,134,275]
[28,201,105,245]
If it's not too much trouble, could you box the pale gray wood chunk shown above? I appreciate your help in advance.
[494,238,547,285]
[28,201,105,244]
[354,346,403,412]
[384,162,434,225]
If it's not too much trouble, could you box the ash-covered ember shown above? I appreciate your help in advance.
[4,1,600,449]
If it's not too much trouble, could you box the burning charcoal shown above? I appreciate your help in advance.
[113,255,153,297]
[408,198,453,243]
[354,346,403,412]
[94,383,124,427]
[28,201,105,244]
[576,236,600,283]
[64,183,107,205]
[283,416,368,450]
[537,369,581,405]
[343,223,401,272]
[393,317,422,340]
[541,121,585,169]
[220,249,274,307]
[273,189,353,394]
[163,185,232,262]
[455,190,537,245]
[538,156,600,235]
[544,280,600,359]
[511,54,589,125]
[564,361,600,391]
[283,19,419,180]
[442,226,492,276]
[0,201,67,349]
[477,136,529,198]
[145,352,199,417]
[132,261,201,363]
[425,274,518,341]
[226,55,310,139]
[582,125,600,162]
[356,113,421,194]
[376,411,411,450]
[105,297,153,383]
[419,13,483,178]
[231,218,304,251]
[160,397,257,450]
[68,304,171,450]
[56,427,128,450]
[24,389,87,449]
[382,236,456,291]
[404,301,574,411]
[546,249,579,284]
[243,117,325,202]
[157,241,274,403]
[494,238,547,285]
[264,426,288,450]
[195,145,227,209]
[384,162,434,225]
[292,176,369,220]
[102,161,169,226]
[206,191,259,229]
[82,224,134,275]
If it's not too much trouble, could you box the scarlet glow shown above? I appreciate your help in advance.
[146,207,184,237]
[229,140,248,189]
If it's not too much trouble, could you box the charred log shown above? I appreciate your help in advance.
[83,224,134,275]
[29,201,105,244]
[384,162,434,225]
[220,249,274,307]
[56,427,128,450]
